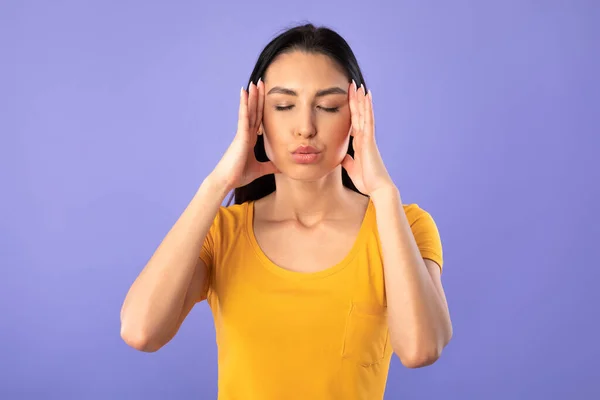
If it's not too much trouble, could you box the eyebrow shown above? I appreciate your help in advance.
[267,86,347,97]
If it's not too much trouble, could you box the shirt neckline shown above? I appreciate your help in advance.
[244,197,374,281]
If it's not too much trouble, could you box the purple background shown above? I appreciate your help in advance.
[2,1,599,399]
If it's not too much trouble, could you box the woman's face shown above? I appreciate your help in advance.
[261,51,352,181]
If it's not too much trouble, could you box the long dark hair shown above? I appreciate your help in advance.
[228,23,368,206]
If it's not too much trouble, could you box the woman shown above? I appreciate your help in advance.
[120,23,453,399]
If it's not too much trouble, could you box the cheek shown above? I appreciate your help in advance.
[334,133,351,162]
[332,120,353,164]
[326,115,352,151]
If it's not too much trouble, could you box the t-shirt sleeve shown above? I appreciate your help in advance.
[408,205,444,273]
[198,210,220,301]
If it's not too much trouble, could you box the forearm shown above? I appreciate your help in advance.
[371,186,451,367]
[120,176,228,348]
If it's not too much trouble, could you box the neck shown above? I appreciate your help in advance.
[271,166,350,220]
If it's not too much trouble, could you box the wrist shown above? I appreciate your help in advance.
[200,175,232,200]
[369,184,400,203]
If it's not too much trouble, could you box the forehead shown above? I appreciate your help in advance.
[264,51,348,87]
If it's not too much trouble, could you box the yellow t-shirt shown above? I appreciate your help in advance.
[199,198,443,400]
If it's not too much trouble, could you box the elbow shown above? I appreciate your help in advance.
[394,331,452,369]
[396,347,442,369]
[120,324,162,353]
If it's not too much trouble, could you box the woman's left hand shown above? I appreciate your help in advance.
[342,81,395,196]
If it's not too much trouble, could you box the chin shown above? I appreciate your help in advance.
[278,162,341,182]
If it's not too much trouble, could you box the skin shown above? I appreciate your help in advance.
[261,51,352,188]
[255,51,453,367]
[120,50,452,369]
[253,51,370,273]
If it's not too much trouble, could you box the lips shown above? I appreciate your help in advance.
[291,145,321,164]
[292,145,320,154]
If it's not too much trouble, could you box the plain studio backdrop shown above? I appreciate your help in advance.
[1,1,598,399]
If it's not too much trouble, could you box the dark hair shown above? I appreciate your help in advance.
[228,23,368,206]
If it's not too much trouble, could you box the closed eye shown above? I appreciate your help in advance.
[274,105,340,113]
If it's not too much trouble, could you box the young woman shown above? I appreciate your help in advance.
[120,23,453,399]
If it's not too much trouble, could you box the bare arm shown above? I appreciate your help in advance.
[371,186,453,368]
[341,83,451,367]
[119,177,228,352]
[119,80,275,353]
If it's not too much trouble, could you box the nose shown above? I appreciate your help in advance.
[295,108,317,138]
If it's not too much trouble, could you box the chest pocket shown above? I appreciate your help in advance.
[342,302,390,366]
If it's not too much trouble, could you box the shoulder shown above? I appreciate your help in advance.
[217,201,248,220]
[208,202,249,239]
[402,203,443,269]
[401,203,441,241]
[402,203,436,225]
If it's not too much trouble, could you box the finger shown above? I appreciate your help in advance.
[365,90,374,138]
[247,82,256,131]
[348,80,360,133]
[358,84,366,131]
[256,78,264,134]
[237,87,249,137]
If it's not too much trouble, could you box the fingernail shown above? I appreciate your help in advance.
[257,77,262,86]
[352,79,357,92]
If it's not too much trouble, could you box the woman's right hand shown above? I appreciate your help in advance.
[209,80,279,191]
